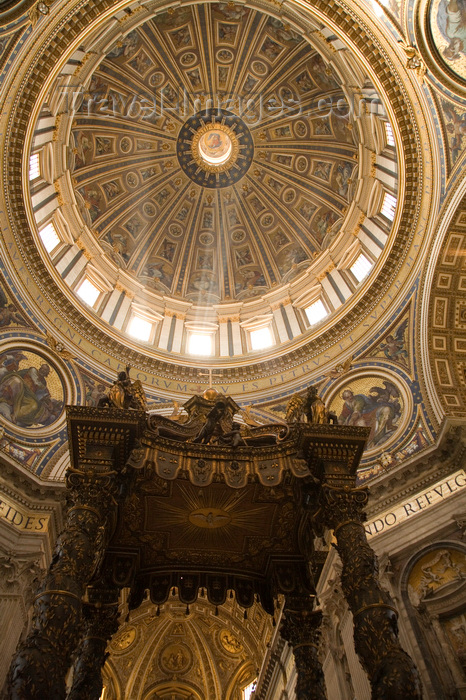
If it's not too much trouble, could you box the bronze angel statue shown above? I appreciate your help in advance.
[98,365,147,410]
[286,385,336,424]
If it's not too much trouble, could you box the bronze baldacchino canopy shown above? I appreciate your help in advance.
[7,372,421,700]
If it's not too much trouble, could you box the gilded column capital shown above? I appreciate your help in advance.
[66,468,120,513]
[318,484,369,531]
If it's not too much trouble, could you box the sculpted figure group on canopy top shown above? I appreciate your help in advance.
[98,369,337,446]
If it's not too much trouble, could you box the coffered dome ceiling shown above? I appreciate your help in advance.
[65,5,363,304]
[102,596,270,699]
[26,0,399,369]
[0,0,438,468]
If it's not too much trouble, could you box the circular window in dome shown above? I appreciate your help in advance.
[177,109,254,187]
[198,128,232,165]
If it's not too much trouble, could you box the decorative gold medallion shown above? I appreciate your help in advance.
[111,625,136,651]
[219,629,243,654]
[160,642,192,674]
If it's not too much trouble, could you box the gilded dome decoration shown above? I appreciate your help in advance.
[25,2,399,362]
[177,109,253,185]
[61,5,368,307]
[3,0,465,693]
[4,0,430,405]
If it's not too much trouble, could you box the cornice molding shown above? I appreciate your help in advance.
[366,420,466,515]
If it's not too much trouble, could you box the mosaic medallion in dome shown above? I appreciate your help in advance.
[0,348,65,431]
[327,373,410,455]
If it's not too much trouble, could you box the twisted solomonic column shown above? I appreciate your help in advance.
[319,485,423,700]
[280,594,328,700]
[67,598,120,700]
[7,468,121,700]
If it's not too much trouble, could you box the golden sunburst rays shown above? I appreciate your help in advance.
[146,482,273,552]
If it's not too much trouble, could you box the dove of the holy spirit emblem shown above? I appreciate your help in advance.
[189,507,232,529]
